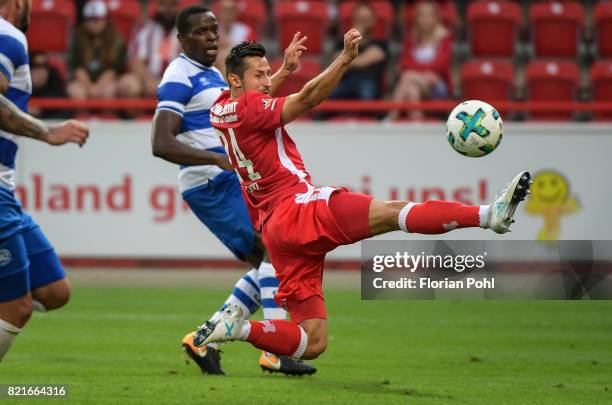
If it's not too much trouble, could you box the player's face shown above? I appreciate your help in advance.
[179,12,219,67]
[234,56,272,96]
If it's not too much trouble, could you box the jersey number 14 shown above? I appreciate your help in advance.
[216,128,262,182]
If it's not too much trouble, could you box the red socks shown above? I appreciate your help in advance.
[246,320,307,358]
[399,200,484,234]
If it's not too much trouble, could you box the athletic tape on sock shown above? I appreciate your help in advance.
[291,326,308,360]
[398,202,416,233]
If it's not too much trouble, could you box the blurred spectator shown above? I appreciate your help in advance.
[121,0,182,98]
[29,53,71,119]
[214,0,254,76]
[387,1,451,121]
[329,3,387,102]
[67,0,128,100]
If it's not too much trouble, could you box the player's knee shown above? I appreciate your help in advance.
[33,279,71,311]
[302,332,328,360]
[45,284,71,311]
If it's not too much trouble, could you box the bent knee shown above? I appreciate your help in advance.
[34,280,71,311]
[44,287,70,310]
[302,334,328,360]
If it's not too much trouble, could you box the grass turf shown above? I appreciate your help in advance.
[2,287,611,404]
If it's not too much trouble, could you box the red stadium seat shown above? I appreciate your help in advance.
[466,1,521,57]
[270,57,321,97]
[106,0,142,42]
[148,0,201,17]
[403,1,458,32]
[590,60,612,120]
[594,2,612,58]
[339,1,393,40]
[210,0,267,40]
[525,60,580,120]
[28,0,75,53]
[460,60,515,104]
[275,1,329,55]
[529,2,584,58]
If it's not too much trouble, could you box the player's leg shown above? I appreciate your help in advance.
[193,251,326,361]
[21,213,70,313]
[182,173,314,374]
[366,171,532,237]
[0,233,32,362]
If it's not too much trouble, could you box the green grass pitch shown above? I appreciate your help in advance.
[2,287,611,404]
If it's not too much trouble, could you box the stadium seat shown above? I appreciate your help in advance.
[403,1,458,32]
[529,2,584,58]
[339,1,393,40]
[466,1,521,57]
[275,1,329,55]
[210,0,265,40]
[590,60,612,120]
[460,60,515,104]
[270,57,321,97]
[106,0,142,42]
[525,60,580,120]
[148,0,200,17]
[28,0,75,53]
[594,2,612,58]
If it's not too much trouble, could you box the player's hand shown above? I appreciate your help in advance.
[46,119,89,147]
[341,28,362,61]
[215,154,233,171]
[282,32,308,73]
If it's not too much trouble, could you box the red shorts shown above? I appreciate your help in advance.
[262,187,373,323]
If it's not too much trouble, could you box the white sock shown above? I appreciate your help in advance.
[291,326,308,359]
[32,300,47,313]
[0,319,22,362]
[398,202,416,233]
[238,320,251,341]
[257,262,286,320]
[479,205,490,228]
[209,268,261,323]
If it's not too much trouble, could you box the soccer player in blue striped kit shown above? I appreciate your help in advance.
[0,0,89,363]
[150,5,314,375]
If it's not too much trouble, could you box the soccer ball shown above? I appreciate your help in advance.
[446,100,503,157]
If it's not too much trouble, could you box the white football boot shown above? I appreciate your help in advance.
[193,304,246,347]
[487,171,532,234]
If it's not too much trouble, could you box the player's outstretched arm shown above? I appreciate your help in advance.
[151,110,232,170]
[280,29,361,125]
[269,32,307,97]
[0,92,89,147]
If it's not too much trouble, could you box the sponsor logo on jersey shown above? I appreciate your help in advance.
[0,249,12,267]
[262,99,277,110]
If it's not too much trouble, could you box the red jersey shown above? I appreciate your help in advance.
[210,90,313,227]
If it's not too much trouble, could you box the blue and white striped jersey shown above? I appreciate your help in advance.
[0,16,31,191]
[156,53,228,192]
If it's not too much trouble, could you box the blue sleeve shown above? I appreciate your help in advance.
[156,81,193,117]
[0,34,27,81]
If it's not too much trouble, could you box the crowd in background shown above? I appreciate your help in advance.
[27,0,610,121]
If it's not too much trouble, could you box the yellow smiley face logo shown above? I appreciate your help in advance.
[530,171,570,206]
[525,170,580,241]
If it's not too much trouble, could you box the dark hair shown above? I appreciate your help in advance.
[175,5,210,35]
[225,41,267,80]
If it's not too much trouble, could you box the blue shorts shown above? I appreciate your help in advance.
[0,188,65,302]
[182,170,257,261]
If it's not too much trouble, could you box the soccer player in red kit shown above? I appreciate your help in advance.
[194,29,531,360]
